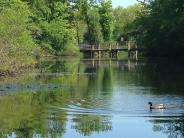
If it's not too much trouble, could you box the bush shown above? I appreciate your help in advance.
[0,0,36,69]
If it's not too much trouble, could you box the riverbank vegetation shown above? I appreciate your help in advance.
[0,0,184,71]
[134,0,184,56]
[0,0,37,70]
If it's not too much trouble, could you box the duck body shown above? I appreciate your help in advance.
[148,102,166,109]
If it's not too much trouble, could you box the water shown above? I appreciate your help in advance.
[0,58,184,138]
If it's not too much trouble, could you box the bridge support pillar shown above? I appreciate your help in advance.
[109,51,119,59]
[109,51,112,58]
[128,50,131,58]
[90,51,94,58]
[98,51,101,59]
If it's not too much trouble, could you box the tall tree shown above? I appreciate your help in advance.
[74,0,103,45]
[84,7,103,45]
[99,0,113,42]
[23,0,79,55]
[113,4,143,42]
[0,0,35,50]
[0,0,36,69]
[135,0,184,56]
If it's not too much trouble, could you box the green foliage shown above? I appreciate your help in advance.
[25,0,79,55]
[76,0,89,21]
[70,0,88,45]
[74,0,104,45]
[99,0,114,42]
[0,0,36,69]
[135,0,184,56]
[113,4,143,42]
[41,18,77,55]
[84,7,103,45]
[2,0,184,62]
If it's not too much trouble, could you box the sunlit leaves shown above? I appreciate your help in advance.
[0,0,36,69]
[99,0,113,42]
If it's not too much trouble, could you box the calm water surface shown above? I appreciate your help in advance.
[0,58,183,138]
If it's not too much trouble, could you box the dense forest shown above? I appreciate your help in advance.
[134,0,184,56]
[0,0,184,70]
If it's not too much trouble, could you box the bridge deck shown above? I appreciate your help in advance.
[80,48,140,52]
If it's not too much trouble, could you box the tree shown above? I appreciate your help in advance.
[99,0,113,42]
[0,0,36,69]
[84,7,103,45]
[135,0,184,56]
[24,0,79,55]
[113,4,143,42]
[74,0,103,45]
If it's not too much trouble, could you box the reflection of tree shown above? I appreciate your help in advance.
[76,61,115,109]
[4,58,183,137]
[0,91,68,138]
[39,59,80,73]
[72,115,112,136]
[36,58,82,85]
[150,116,184,138]
[143,59,184,95]
[48,113,66,138]
[115,59,184,95]
[69,60,114,136]
[0,58,116,137]
[83,61,114,93]
[102,67,113,91]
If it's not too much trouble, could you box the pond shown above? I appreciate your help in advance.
[0,58,183,138]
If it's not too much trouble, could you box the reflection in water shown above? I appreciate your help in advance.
[150,116,184,138]
[72,115,112,136]
[0,58,183,138]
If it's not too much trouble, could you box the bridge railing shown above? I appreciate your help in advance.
[79,41,137,50]
[79,44,93,49]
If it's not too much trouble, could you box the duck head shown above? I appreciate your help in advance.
[148,102,152,106]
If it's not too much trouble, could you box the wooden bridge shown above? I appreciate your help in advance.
[80,44,141,59]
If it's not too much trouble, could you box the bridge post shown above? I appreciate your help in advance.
[116,43,119,49]
[98,44,101,59]
[128,41,131,58]
[135,44,138,60]
[109,43,112,58]
[116,43,119,59]
[91,45,95,58]
[92,59,95,67]
[116,51,119,59]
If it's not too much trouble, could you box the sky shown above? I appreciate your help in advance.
[112,0,138,8]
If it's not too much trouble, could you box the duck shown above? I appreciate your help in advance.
[148,102,166,109]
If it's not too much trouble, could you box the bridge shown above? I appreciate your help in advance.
[80,43,141,59]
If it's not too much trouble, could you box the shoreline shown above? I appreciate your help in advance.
[0,64,39,78]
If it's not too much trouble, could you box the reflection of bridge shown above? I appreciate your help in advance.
[80,44,141,59]
[81,59,138,72]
